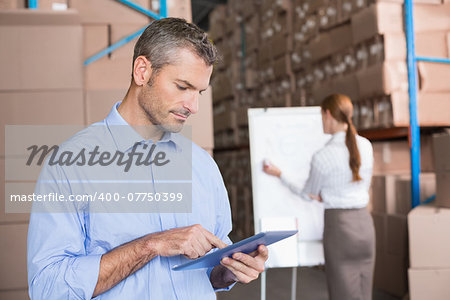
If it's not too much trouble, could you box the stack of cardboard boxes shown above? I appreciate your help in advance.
[214,149,253,240]
[75,0,152,124]
[0,1,205,298]
[0,8,84,299]
[368,134,438,297]
[209,1,266,240]
[210,0,450,133]
[408,130,450,300]
[350,2,450,129]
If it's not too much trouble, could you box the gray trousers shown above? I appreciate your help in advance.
[323,208,375,300]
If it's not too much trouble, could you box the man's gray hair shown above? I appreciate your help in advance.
[132,17,218,77]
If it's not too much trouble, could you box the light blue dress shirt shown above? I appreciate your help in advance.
[27,102,234,299]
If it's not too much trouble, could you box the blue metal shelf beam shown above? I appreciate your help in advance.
[404,0,421,209]
[84,0,168,65]
[114,0,164,20]
[84,27,147,66]
[404,0,450,208]
[416,56,450,64]
[28,0,38,9]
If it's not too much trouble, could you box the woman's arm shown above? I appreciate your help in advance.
[262,160,320,201]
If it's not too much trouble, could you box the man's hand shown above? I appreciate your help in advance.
[210,245,268,288]
[93,224,227,297]
[151,224,228,259]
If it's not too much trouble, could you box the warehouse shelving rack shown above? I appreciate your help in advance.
[404,0,450,209]
[28,0,168,65]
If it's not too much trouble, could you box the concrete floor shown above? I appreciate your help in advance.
[217,267,401,300]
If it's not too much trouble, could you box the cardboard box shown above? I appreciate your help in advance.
[372,137,435,174]
[373,212,409,297]
[408,205,450,268]
[224,14,239,36]
[70,0,150,24]
[208,5,226,41]
[318,2,339,30]
[244,16,260,53]
[110,23,146,60]
[272,55,291,79]
[386,214,408,257]
[448,32,450,57]
[376,34,407,62]
[379,252,409,297]
[302,0,328,14]
[395,173,437,215]
[418,62,450,92]
[338,0,355,23]
[0,0,24,9]
[409,268,450,300]
[304,24,353,63]
[0,224,28,289]
[167,0,192,22]
[0,10,83,91]
[311,73,359,105]
[0,90,84,154]
[436,171,450,208]
[83,24,109,59]
[39,0,68,10]
[0,290,29,300]
[356,62,408,99]
[85,89,127,125]
[432,130,450,172]
[417,93,450,126]
[272,33,292,60]
[85,58,133,90]
[414,3,450,32]
[382,92,450,127]
[209,4,226,24]
[236,106,249,127]
[0,158,30,224]
[351,2,403,44]
[213,100,237,133]
[371,174,408,213]
[416,31,449,58]
[371,212,386,251]
[358,99,375,129]
[0,92,84,169]
[373,94,394,128]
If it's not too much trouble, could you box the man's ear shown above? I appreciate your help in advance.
[133,56,152,86]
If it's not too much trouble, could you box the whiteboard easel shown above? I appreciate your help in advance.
[248,107,329,299]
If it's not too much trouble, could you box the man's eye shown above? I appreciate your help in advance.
[177,85,187,91]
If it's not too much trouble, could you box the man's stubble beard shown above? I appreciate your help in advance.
[138,82,184,134]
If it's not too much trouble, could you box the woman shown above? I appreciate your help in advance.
[263,94,375,300]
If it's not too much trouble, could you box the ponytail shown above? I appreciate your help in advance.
[321,93,362,182]
[344,115,362,182]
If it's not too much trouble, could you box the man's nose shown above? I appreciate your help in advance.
[184,92,199,115]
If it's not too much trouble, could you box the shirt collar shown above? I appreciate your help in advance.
[105,101,182,152]
[326,131,346,145]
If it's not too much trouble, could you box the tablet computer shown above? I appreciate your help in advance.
[172,230,298,271]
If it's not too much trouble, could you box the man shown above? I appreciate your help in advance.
[27,18,267,299]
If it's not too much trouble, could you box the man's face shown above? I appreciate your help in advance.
[138,48,213,133]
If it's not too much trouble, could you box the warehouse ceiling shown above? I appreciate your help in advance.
[191,0,227,30]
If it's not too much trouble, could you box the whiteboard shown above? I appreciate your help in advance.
[248,107,330,267]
